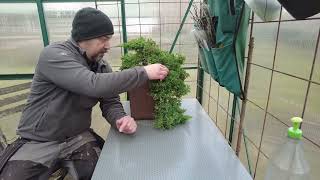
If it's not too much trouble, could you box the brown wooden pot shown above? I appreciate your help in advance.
[128,82,155,120]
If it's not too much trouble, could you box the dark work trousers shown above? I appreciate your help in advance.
[0,131,102,180]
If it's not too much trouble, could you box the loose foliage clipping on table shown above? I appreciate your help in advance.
[121,37,191,130]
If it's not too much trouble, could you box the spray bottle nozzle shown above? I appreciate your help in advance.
[288,117,303,139]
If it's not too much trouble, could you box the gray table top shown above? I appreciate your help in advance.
[92,98,252,180]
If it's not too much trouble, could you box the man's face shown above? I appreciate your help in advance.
[86,35,112,61]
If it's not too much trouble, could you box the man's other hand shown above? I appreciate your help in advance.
[116,116,137,134]
[143,64,169,80]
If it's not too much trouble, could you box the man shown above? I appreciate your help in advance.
[0,7,169,179]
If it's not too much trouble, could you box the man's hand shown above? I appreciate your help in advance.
[143,64,169,80]
[116,116,137,134]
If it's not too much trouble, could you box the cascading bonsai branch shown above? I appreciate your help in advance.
[120,37,191,130]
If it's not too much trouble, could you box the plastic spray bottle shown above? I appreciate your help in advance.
[264,117,310,180]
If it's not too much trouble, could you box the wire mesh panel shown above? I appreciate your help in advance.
[274,20,318,79]
[197,5,320,180]
[237,8,320,180]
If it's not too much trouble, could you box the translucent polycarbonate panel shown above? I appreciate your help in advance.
[302,84,320,147]
[247,65,272,109]
[183,68,197,98]
[275,20,319,79]
[0,3,43,74]
[0,112,23,143]
[202,73,211,112]
[108,28,122,47]
[254,152,269,180]
[180,44,198,64]
[140,24,161,44]
[159,3,181,24]
[225,94,234,139]
[268,72,308,126]
[243,101,265,147]
[312,43,320,83]
[281,8,295,21]
[239,136,258,177]
[161,23,180,44]
[127,16,159,25]
[125,3,139,17]
[210,79,219,102]
[184,81,197,98]
[185,68,197,83]
[126,24,142,40]
[209,94,218,123]
[261,115,288,157]
[104,47,122,67]
[125,0,139,3]
[139,2,160,18]
[203,72,211,92]
[99,3,121,24]
[126,24,161,44]
[217,106,228,136]
[0,80,32,143]
[160,43,180,53]
[140,0,202,2]
[202,91,210,112]
[311,12,320,18]
[43,2,96,43]
[302,138,320,180]
[91,105,111,139]
[230,120,241,150]
[219,87,230,111]
[180,23,198,45]
[182,2,201,24]
[251,22,278,69]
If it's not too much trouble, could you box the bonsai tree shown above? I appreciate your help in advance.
[121,37,191,130]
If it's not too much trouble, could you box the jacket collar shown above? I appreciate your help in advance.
[68,38,106,72]
[68,37,86,56]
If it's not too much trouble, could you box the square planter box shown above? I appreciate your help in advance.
[128,82,155,120]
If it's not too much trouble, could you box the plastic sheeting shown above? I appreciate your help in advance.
[244,0,281,21]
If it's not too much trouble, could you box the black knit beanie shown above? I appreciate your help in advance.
[72,7,114,42]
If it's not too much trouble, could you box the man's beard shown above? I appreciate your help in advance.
[93,52,105,62]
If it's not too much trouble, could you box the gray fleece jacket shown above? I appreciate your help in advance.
[17,38,148,142]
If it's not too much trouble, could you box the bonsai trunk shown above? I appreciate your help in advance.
[128,82,155,120]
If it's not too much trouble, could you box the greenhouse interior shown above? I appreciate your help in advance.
[0,0,319,180]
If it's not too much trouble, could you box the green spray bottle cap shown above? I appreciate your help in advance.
[288,117,303,139]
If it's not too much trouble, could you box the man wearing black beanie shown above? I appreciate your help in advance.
[0,7,169,180]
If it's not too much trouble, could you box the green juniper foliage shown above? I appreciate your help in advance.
[121,37,191,129]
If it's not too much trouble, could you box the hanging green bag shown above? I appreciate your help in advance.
[202,47,219,81]
[207,0,250,98]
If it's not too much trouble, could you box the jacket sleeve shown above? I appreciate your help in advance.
[99,96,126,128]
[37,47,149,98]
[99,62,127,127]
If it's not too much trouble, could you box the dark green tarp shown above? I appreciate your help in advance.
[202,0,250,98]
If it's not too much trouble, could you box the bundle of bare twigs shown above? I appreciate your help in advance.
[190,2,217,48]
